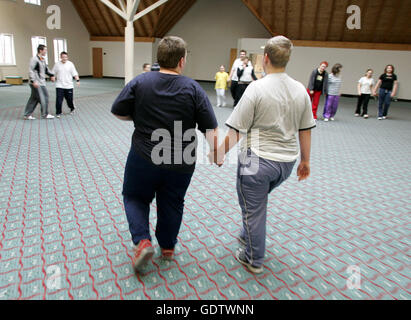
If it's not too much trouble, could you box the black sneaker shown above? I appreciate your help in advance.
[235,248,263,274]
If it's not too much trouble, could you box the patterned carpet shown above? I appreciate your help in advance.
[0,87,410,300]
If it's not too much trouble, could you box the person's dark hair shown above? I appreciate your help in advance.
[157,36,187,69]
[384,64,395,74]
[240,50,247,54]
[37,45,47,53]
[365,68,373,75]
[331,63,343,75]
[60,51,68,56]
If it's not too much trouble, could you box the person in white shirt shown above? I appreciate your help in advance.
[209,36,315,274]
[52,52,80,118]
[229,50,252,107]
[355,69,375,118]
[236,57,257,105]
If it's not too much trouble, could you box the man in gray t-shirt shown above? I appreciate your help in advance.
[23,45,55,120]
[210,36,315,274]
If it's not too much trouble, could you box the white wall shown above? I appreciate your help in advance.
[89,41,155,78]
[239,38,411,100]
[166,0,271,81]
[0,0,90,81]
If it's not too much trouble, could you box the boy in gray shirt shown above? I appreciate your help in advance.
[210,36,315,274]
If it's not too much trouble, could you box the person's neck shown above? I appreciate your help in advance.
[160,67,181,75]
[265,66,285,75]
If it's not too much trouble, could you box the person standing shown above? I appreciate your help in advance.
[236,57,257,104]
[210,36,315,274]
[229,50,250,107]
[373,65,398,120]
[52,52,80,118]
[23,45,55,120]
[355,69,374,119]
[215,65,229,107]
[307,61,329,120]
[323,63,343,122]
[111,36,219,273]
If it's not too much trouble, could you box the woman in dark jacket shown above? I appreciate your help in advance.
[307,61,329,120]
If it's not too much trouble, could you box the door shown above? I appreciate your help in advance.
[92,48,103,78]
[229,48,238,72]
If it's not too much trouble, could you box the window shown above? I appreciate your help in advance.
[53,39,67,64]
[0,34,16,65]
[24,0,41,5]
[31,36,48,64]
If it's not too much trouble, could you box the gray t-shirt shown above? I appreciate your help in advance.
[328,74,342,96]
[226,73,316,162]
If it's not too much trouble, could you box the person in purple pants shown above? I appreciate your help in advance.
[323,63,343,122]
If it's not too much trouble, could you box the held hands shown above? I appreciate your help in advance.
[208,149,225,167]
[297,161,310,182]
[33,81,40,89]
[50,76,56,82]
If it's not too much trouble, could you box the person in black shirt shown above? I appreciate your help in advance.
[111,36,219,273]
[307,61,329,120]
[373,64,398,120]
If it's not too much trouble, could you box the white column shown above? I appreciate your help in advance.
[125,20,134,84]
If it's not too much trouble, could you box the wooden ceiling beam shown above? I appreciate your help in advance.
[297,0,305,40]
[325,0,336,41]
[70,0,93,35]
[240,0,275,36]
[312,0,320,40]
[95,0,118,36]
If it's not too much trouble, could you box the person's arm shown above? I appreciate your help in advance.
[251,68,257,81]
[29,58,40,88]
[357,82,362,96]
[45,64,55,82]
[111,80,136,121]
[215,127,241,165]
[308,70,315,94]
[392,80,398,97]
[297,129,312,181]
[72,63,80,86]
[373,79,382,96]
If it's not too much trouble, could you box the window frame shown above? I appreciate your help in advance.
[0,33,16,66]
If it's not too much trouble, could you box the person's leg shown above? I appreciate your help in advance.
[331,95,340,118]
[38,86,49,117]
[155,171,193,250]
[362,94,371,116]
[312,91,322,120]
[236,84,247,105]
[355,95,364,115]
[222,89,227,107]
[55,88,64,116]
[24,84,40,117]
[216,89,222,107]
[383,91,392,117]
[230,81,238,106]
[378,89,386,118]
[64,88,75,111]
[123,148,158,245]
[323,95,333,119]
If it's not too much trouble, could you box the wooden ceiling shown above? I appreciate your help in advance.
[242,0,411,44]
[72,0,411,44]
[71,0,196,39]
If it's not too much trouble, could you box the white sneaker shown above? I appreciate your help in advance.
[56,114,61,119]
[378,117,383,120]
[330,117,335,121]
[44,114,55,119]
[355,114,360,117]
[383,116,387,120]
[324,118,329,122]
[363,114,369,119]
[24,115,36,120]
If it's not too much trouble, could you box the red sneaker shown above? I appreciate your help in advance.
[132,239,154,272]
[161,248,175,261]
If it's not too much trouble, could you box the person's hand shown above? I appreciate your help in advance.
[50,76,56,82]
[208,150,225,167]
[310,90,314,95]
[33,81,40,89]
[390,93,395,98]
[372,91,377,97]
[297,161,310,181]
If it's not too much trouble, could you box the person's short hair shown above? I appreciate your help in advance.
[332,63,343,75]
[264,36,293,68]
[240,50,247,54]
[366,68,373,74]
[157,36,187,69]
[37,45,47,53]
[320,61,329,68]
[143,63,150,69]
[384,64,395,73]
[60,51,68,56]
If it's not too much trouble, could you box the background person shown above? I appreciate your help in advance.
[373,65,398,120]
[355,69,374,119]
[307,61,329,120]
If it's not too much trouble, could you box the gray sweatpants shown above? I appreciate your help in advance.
[24,84,49,117]
[237,150,295,267]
